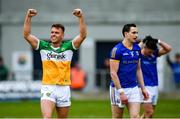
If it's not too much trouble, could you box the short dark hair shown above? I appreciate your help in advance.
[143,35,158,50]
[122,23,136,37]
[51,24,65,32]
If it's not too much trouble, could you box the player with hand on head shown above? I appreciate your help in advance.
[109,23,149,118]
[23,8,87,118]
[140,35,172,118]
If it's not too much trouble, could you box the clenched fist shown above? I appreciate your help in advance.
[73,8,83,18]
[27,9,37,17]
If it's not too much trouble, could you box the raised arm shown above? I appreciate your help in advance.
[158,40,172,57]
[72,8,87,49]
[23,9,39,49]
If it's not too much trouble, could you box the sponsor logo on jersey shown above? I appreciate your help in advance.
[47,52,66,60]
[123,60,138,64]
[123,53,129,56]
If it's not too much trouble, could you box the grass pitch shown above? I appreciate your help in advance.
[0,98,179,118]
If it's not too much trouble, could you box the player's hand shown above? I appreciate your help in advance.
[142,88,149,100]
[27,9,37,17]
[120,93,128,104]
[73,8,83,18]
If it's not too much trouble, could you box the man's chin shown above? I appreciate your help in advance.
[51,39,56,43]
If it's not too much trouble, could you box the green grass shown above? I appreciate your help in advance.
[0,99,179,118]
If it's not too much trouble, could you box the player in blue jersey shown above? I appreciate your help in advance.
[166,53,180,89]
[140,36,172,118]
[109,23,149,118]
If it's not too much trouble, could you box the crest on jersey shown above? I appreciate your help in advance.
[130,51,134,57]
[136,51,139,56]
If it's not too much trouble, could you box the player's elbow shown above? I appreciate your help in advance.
[23,31,29,40]
[110,71,116,79]
[80,32,87,40]
[167,46,172,53]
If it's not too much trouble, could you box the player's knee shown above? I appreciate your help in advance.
[130,114,139,118]
[145,109,154,117]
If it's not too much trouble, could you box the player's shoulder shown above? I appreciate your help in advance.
[133,43,141,51]
[39,40,50,49]
[61,40,72,47]
[40,40,49,44]
[62,40,71,44]
[60,40,75,51]
[112,42,123,50]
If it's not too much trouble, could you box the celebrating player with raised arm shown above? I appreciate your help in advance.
[23,8,87,118]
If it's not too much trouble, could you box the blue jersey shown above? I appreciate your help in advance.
[110,42,141,88]
[141,49,159,86]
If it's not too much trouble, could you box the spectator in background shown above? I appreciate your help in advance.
[0,56,9,81]
[166,53,180,89]
[71,62,86,90]
[95,58,111,90]
[103,58,111,89]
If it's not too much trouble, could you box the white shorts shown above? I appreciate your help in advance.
[41,85,71,107]
[141,86,158,105]
[110,86,141,108]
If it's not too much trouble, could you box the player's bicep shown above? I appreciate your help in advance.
[72,35,85,49]
[26,34,39,49]
[110,59,119,73]
[158,48,168,57]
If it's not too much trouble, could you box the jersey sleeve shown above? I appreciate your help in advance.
[36,40,49,50]
[110,47,121,61]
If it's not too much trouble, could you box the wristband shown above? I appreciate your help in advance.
[117,88,124,94]
[158,39,161,44]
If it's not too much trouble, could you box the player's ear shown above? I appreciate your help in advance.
[124,32,128,37]
[61,33,64,39]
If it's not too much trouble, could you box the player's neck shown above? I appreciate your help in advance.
[51,42,61,48]
[122,38,133,50]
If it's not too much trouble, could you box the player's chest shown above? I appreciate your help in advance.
[40,50,73,61]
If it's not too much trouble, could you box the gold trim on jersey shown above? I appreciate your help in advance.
[110,59,120,62]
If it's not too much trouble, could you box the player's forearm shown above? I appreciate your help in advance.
[78,16,87,40]
[137,67,145,90]
[159,40,172,53]
[110,72,121,89]
[23,14,32,39]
